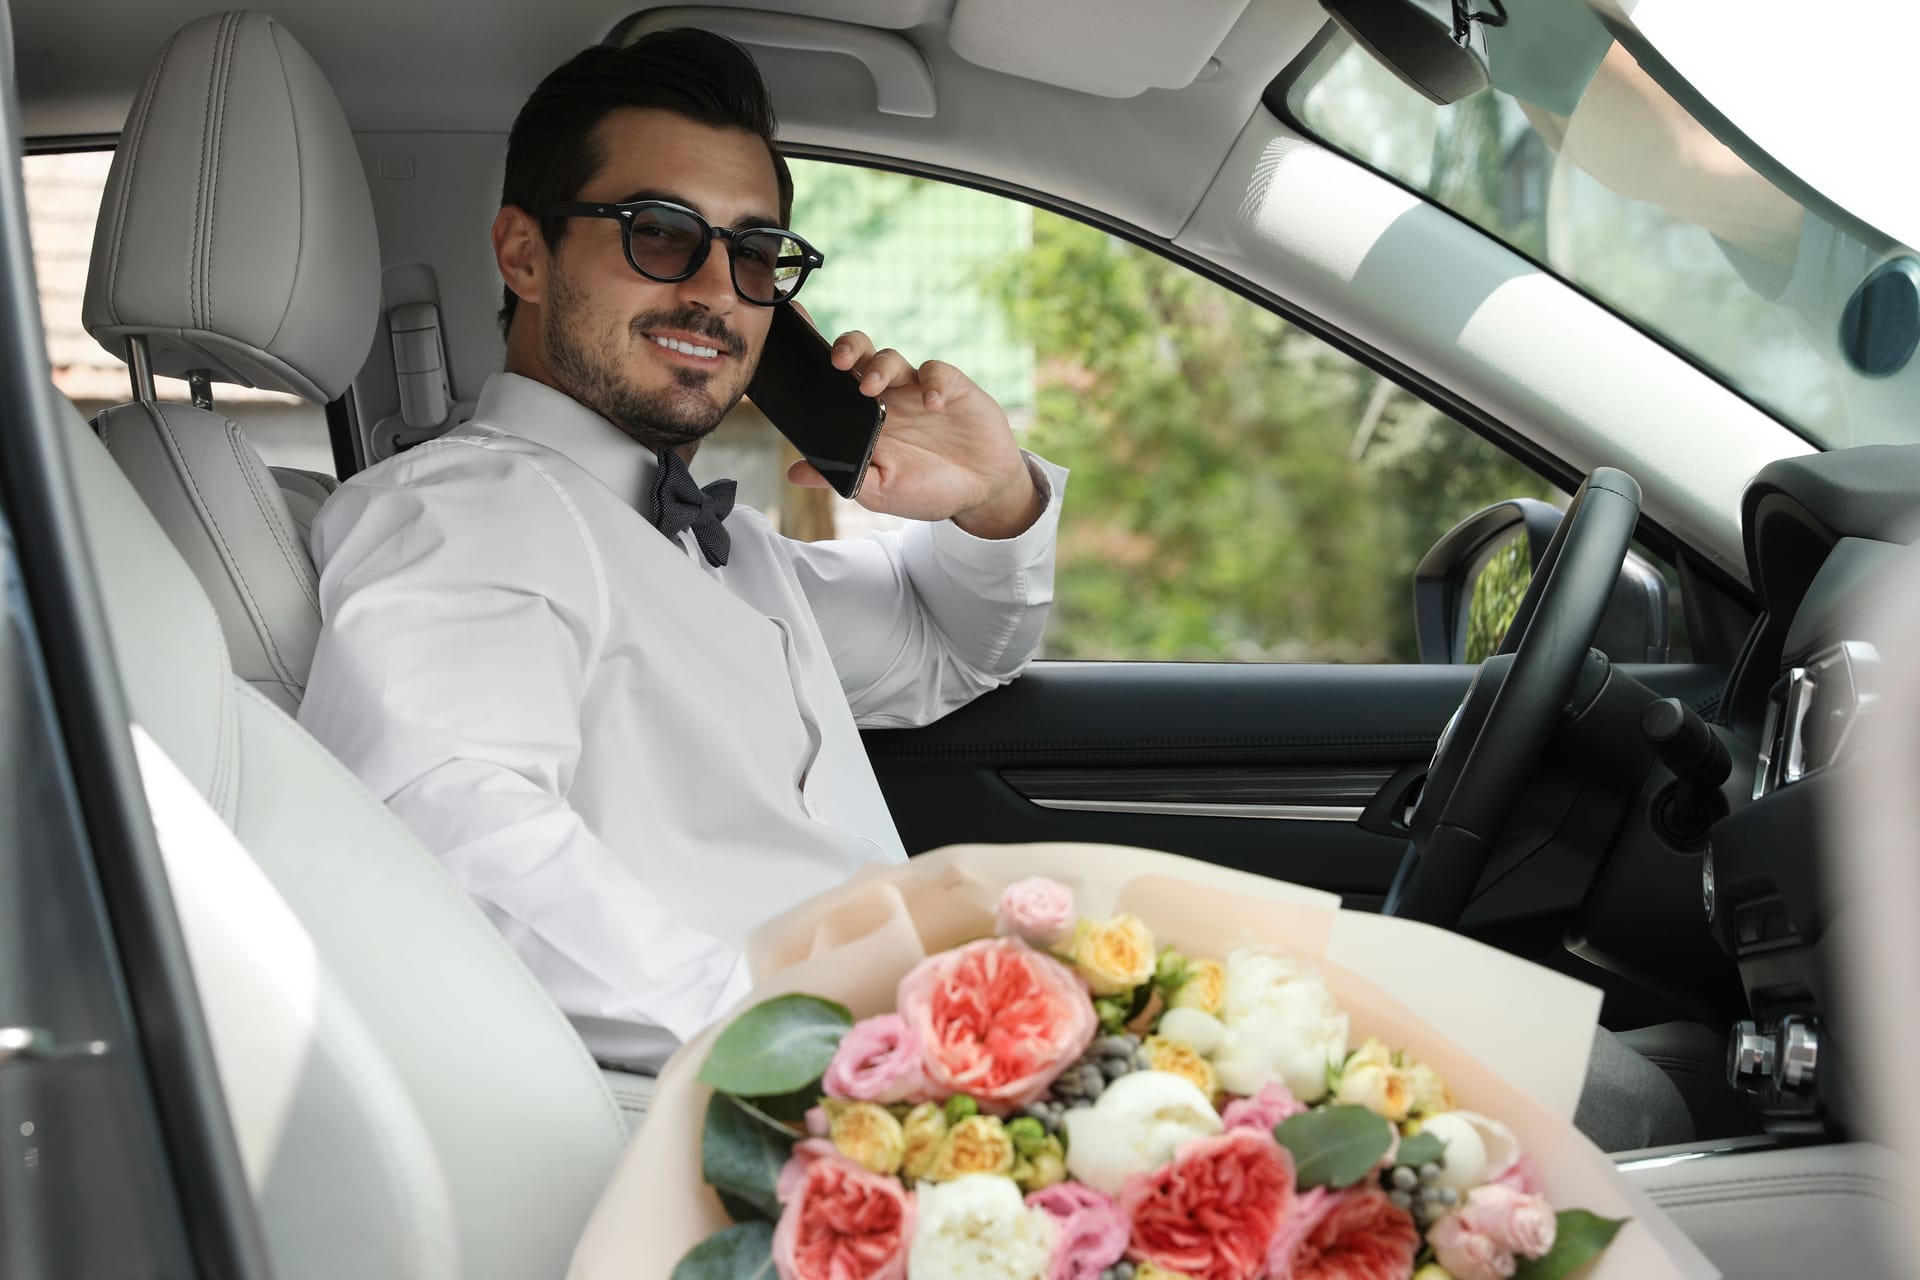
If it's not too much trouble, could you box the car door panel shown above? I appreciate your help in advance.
[864,661,1728,910]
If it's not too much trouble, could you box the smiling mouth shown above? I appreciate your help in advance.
[648,334,723,360]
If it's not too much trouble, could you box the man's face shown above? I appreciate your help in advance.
[539,108,783,453]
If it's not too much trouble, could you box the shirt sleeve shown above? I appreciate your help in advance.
[297,439,746,1045]
[782,452,1068,728]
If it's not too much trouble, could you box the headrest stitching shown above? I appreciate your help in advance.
[261,18,307,356]
[105,28,180,329]
[189,17,220,331]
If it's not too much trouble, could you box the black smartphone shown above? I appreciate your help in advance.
[746,304,885,500]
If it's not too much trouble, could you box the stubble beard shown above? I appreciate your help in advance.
[540,263,752,454]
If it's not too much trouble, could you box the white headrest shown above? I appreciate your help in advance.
[83,11,378,403]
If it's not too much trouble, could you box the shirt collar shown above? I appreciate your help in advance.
[473,372,659,510]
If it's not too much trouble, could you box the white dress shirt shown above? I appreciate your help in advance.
[298,372,1065,1068]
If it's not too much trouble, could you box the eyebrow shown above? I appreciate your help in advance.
[613,187,783,231]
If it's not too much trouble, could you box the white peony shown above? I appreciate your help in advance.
[909,1174,1057,1280]
[1156,1007,1225,1056]
[1416,1110,1522,1190]
[1211,950,1348,1102]
[1061,1070,1222,1196]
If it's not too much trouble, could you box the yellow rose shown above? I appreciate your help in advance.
[1413,1266,1456,1280]
[928,1115,1016,1181]
[1406,1062,1453,1117]
[1335,1062,1414,1122]
[1347,1037,1395,1071]
[829,1101,906,1175]
[1136,1265,1196,1280]
[1069,914,1156,996]
[1012,1134,1068,1192]
[1143,1036,1218,1099]
[1169,959,1226,1014]
[900,1102,948,1182]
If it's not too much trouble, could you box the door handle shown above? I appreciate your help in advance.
[0,1026,110,1067]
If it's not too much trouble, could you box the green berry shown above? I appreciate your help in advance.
[944,1095,979,1125]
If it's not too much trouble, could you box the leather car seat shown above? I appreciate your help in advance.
[57,387,626,1276]
[81,9,377,713]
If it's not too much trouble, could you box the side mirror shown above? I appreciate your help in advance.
[1414,498,1671,664]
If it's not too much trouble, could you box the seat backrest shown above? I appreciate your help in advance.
[83,9,379,712]
[59,392,626,1277]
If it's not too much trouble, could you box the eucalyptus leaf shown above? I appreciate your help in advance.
[1393,1130,1446,1168]
[1275,1105,1395,1190]
[1513,1210,1628,1280]
[699,994,852,1096]
[702,1094,794,1221]
[670,1221,778,1280]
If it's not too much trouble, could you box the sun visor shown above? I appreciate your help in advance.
[948,0,1255,98]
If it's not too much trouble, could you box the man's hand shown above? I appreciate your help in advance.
[785,326,1044,540]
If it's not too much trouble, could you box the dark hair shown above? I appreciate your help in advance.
[497,29,795,333]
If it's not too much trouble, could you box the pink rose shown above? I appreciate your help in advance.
[776,1138,839,1204]
[804,1106,830,1138]
[823,1014,934,1104]
[1458,1185,1557,1259]
[1492,1154,1544,1198]
[1427,1210,1516,1280]
[1121,1129,1296,1280]
[1028,1183,1128,1280]
[996,876,1076,945]
[1221,1082,1307,1132]
[1266,1187,1420,1280]
[771,1150,915,1280]
[897,937,1098,1111]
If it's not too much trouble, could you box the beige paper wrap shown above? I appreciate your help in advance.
[570,843,1717,1279]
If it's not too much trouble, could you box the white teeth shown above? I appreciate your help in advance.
[650,335,720,359]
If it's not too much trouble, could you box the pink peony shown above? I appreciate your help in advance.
[1492,1154,1544,1197]
[897,937,1098,1111]
[1427,1209,1516,1280]
[1266,1187,1419,1280]
[1221,1082,1307,1132]
[996,876,1076,945]
[1121,1129,1296,1280]
[770,1150,915,1280]
[823,1014,934,1104]
[1457,1185,1557,1259]
[1028,1183,1129,1280]
[776,1138,839,1204]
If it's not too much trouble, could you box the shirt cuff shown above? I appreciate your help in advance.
[928,451,1068,574]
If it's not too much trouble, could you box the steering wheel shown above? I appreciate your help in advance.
[1386,467,1643,926]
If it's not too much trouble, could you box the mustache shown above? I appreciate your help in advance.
[629,308,747,358]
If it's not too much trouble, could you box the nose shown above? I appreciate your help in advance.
[676,236,740,314]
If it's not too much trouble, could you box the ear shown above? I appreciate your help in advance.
[492,205,547,309]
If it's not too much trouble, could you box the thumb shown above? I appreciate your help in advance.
[787,458,830,489]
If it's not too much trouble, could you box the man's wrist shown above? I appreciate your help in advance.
[952,455,1045,540]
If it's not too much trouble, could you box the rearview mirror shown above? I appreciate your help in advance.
[1414,498,1671,664]
[1318,0,1496,105]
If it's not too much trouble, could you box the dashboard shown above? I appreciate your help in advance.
[1703,445,1920,1132]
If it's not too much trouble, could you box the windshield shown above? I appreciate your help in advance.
[1287,0,1919,451]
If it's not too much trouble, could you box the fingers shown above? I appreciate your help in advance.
[854,347,916,397]
[914,359,971,410]
[829,329,872,372]
[786,457,829,489]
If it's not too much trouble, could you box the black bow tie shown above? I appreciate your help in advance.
[651,449,736,567]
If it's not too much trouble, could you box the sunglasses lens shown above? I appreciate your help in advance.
[733,232,806,303]
[626,205,707,279]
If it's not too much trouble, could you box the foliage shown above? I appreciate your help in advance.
[1465,537,1533,663]
[1274,1104,1396,1190]
[698,993,852,1097]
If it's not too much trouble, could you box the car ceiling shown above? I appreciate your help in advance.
[13,0,1328,240]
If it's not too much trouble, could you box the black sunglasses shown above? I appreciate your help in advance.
[544,198,824,305]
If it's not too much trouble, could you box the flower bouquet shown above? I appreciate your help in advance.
[569,844,1716,1280]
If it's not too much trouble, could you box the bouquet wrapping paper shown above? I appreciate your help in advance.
[569,843,1718,1279]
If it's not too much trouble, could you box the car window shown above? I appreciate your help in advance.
[0,521,199,1276]
[788,158,1570,663]
[23,149,333,475]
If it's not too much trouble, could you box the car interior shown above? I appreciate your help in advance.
[0,0,1911,1276]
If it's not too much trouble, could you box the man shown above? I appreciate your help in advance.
[297,29,1065,1073]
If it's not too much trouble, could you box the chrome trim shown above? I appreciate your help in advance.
[125,333,156,402]
[0,1026,110,1067]
[1025,797,1366,822]
[1755,640,1880,797]
[1613,1134,1781,1172]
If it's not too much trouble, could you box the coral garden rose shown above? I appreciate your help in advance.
[771,1150,916,1280]
[1169,959,1226,1014]
[1027,1182,1129,1280]
[824,1013,935,1105]
[1062,1070,1223,1196]
[1067,914,1157,996]
[912,1174,1058,1280]
[1219,1081,1307,1133]
[1212,951,1349,1103]
[1119,1128,1296,1280]
[1265,1187,1420,1280]
[898,937,1098,1110]
[997,877,1077,946]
